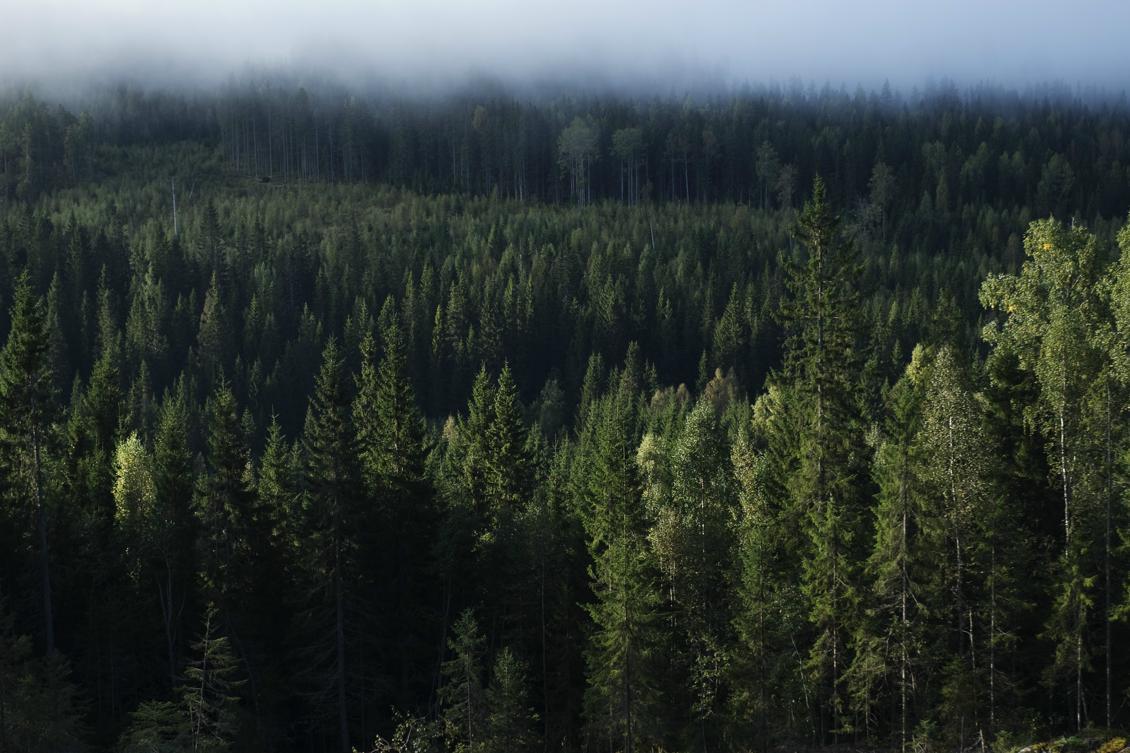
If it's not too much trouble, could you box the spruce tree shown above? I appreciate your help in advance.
[181,604,244,753]
[195,384,254,610]
[152,384,197,687]
[484,648,538,753]
[120,700,188,753]
[355,308,428,500]
[0,602,86,752]
[581,385,661,753]
[354,305,435,710]
[439,609,486,753]
[849,350,926,750]
[461,365,496,530]
[0,272,57,653]
[779,178,865,739]
[486,362,530,518]
[298,338,362,753]
[730,382,809,746]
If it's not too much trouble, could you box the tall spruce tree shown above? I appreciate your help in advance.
[849,350,926,751]
[152,383,197,688]
[354,302,435,711]
[0,272,57,654]
[440,609,487,753]
[484,647,538,753]
[195,384,254,613]
[730,381,809,745]
[181,604,244,753]
[779,177,866,739]
[298,339,362,753]
[581,379,662,753]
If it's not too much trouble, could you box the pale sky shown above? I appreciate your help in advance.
[3,0,1129,93]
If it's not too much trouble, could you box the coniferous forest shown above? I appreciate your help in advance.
[3,82,1130,753]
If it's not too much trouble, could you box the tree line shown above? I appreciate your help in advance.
[5,82,1130,220]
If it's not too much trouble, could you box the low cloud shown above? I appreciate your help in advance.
[4,0,1129,94]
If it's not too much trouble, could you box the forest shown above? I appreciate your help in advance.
[0,82,1129,753]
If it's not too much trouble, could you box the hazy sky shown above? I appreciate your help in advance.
[4,0,1130,93]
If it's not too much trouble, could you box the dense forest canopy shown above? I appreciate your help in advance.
[0,82,1129,753]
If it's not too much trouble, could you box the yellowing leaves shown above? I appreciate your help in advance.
[113,432,156,530]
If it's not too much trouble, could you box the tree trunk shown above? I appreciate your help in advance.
[1104,382,1113,729]
[33,431,54,655]
[335,532,349,753]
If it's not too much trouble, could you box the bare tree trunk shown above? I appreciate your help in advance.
[989,545,997,733]
[157,564,182,688]
[1104,383,1113,729]
[33,431,54,655]
[335,535,349,753]
[900,475,909,753]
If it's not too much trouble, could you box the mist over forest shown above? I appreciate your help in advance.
[3,3,1130,753]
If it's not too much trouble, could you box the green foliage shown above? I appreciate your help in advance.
[0,604,86,753]
[782,177,867,737]
[181,605,244,753]
[439,610,486,753]
[119,700,189,753]
[3,84,1130,753]
[483,648,538,753]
